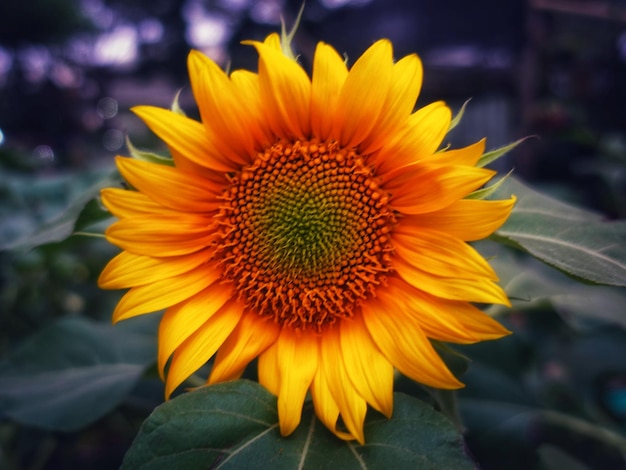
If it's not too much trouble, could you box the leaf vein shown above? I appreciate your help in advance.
[347,442,368,470]
[297,412,316,470]
[213,423,279,469]
[498,231,626,270]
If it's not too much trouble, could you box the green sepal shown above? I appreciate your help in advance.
[125,135,174,167]
[448,99,471,132]
[170,89,186,116]
[466,169,514,200]
[280,2,305,61]
[477,137,529,168]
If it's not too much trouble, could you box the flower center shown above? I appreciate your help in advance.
[217,139,395,331]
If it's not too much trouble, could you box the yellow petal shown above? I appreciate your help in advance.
[320,325,367,444]
[333,40,393,148]
[340,315,394,417]
[400,197,516,241]
[115,157,221,213]
[375,101,451,173]
[208,313,280,384]
[230,69,272,148]
[275,330,319,436]
[165,296,242,397]
[187,51,255,165]
[244,39,311,139]
[99,250,212,289]
[310,42,349,142]
[132,106,235,172]
[392,229,498,280]
[361,298,463,389]
[426,138,486,167]
[100,188,167,219]
[262,32,281,50]
[158,283,234,380]
[105,215,216,256]
[257,342,280,396]
[388,164,496,214]
[112,262,220,323]
[359,53,423,155]
[394,256,511,306]
[380,278,510,343]
[310,368,354,441]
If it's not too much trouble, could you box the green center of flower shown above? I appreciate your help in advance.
[217,139,395,331]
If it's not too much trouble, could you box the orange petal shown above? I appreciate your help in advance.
[400,197,516,241]
[310,42,349,142]
[426,138,486,167]
[374,101,451,173]
[392,228,498,280]
[388,164,496,214]
[208,312,280,384]
[230,69,273,149]
[112,262,221,323]
[164,296,242,397]
[333,40,393,148]
[361,298,463,389]
[158,283,234,380]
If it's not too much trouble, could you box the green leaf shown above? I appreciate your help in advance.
[0,316,157,431]
[1,169,120,251]
[488,177,626,286]
[476,138,528,168]
[488,253,626,328]
[122,380,474,469]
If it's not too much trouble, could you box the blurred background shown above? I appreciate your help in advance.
[1,0,626,468]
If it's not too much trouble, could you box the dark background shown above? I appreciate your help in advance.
[1,1,626,468]
[2,0,626,213]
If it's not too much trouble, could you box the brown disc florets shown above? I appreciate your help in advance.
[216,139,395,331]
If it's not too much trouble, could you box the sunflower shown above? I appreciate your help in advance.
[98,33,515,444]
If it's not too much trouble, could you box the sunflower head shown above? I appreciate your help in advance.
[99,32,515,444]
[216,138,396,330]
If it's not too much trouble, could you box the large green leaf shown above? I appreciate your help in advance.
[122,380,474,469]
[1,169,119,251]
[488,177,626,286]
[0,316,157,431]
[488,254,626,328]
